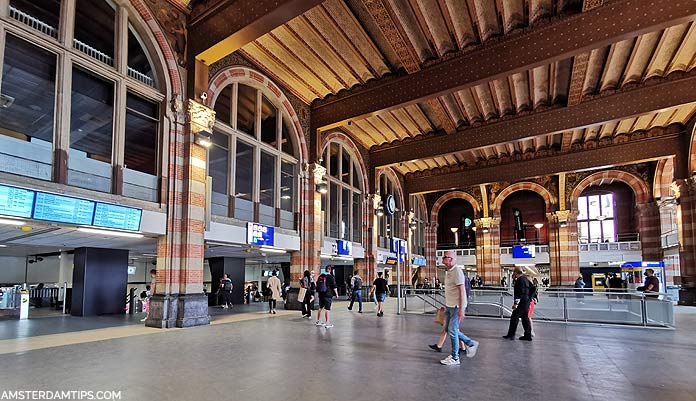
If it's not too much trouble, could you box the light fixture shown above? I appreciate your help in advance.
[559,221,568,228]
[409,221,417,231]
[316,180,328,194]
[375,203,384,217]
[77,227,144,238]
[258,246,286,254]
[194,132,213,148]
[450,227,458,233]
[534,223,544,229]
[281,195,291,200]
[0,218,26,226]
[482,227,490,233]
[0,244,6,248]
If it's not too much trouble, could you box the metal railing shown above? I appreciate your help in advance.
[73,38,114,66]
[578,241,641,252]
[9,6,58,38]
[403,288,675,328]
[500,245,550,254]
[127,67,155,87]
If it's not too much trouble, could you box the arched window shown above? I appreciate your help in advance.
[1,0,163,202]
[578,192,616,243]
[320,141,363,242]
[210,82,299,229]
[410,195,426,255]
[378,173,402,245]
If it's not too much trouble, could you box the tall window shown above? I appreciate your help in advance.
[1,0,163,202]
[378,172,402,246]
[321,141,363,243]
[211,82,299,229]
[578,193,615,243]
[410,195,426,255]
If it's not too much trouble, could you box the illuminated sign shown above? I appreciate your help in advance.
[385,257,397,265]
[247,222,274,247]
[33,192,95,225]
[93,202,142,231]
[337,240,352,256]
[384,195,396,215]
[0,184,34,218]
[411,256,426,266]
[512,245,535,258]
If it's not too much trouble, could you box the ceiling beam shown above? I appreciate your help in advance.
[310,0,696,129]
[371,73,696,167]
[189,0,325,64]
[405,132,683,194]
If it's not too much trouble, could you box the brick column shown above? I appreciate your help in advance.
[675,178,696,304]
[147,100,212,328]
[547,210,580,286]
[355,194,380,285]
[474,217,501,285]
[291,163,325,287]
[636,202,662,261]
[424,222,438,284]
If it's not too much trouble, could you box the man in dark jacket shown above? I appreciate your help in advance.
[503,266,533,341]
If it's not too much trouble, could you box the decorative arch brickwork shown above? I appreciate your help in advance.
[207,66,309,163]
[569,170,651,209]
[654,158,675,200]
[376,167,405,211]
[321,132,370,194]
[491,182,555,216]
[431,191,482,224]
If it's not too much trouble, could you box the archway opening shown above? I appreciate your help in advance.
[500,190,547,245]
[437,198,476,249]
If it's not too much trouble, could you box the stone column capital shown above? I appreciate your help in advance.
[547,210,578,223]
[474,217,500,228]
[367,193,382,211]
[186,100,215,134]
[304,162,326,183]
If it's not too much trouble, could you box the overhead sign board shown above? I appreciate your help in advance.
[93,202,142,231]
[512,244,535,259]
[247,222,274,247]
[33,192,95,225]
[0,185,34,218]
[337,239,352,256]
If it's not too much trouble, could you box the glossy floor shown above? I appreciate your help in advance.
[1,302,695,401]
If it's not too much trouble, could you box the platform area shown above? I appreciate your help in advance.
[1,301,695,401]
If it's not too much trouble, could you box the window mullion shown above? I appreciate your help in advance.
[228,135,236,217]
[0,0,8,18]
[54,53,73,184]
[59,0,76,46]
[113,80,127,194]
[115,5,127,75]
[255,89,261,140]
[231,83,237,128]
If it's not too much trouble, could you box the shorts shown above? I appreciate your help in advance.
[528,300,536,319]
[376,293,387,302]
[318,294,333,310]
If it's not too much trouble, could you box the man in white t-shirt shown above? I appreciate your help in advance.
[439,250,479,366]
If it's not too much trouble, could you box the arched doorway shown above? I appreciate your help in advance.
[437,198,477,249]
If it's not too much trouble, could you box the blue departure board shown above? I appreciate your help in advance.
[32,192,95,225]
[247,222,274,246]
[93,202,142,231]
[0,185,35,218]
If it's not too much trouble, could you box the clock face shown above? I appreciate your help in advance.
[385,195,396,215]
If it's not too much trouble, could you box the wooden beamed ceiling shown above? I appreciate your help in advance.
[406,126,685,194]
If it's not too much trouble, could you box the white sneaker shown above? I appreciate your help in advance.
[440,355,460,365]
[465,341,479,358]
[316,321,325,326]
[531,329,536,337]
[325,324,334,328]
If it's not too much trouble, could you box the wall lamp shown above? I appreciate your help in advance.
[375,202,384,217]
[316,180,328,194]
[482,227,490,233]
[559,221,568,228]
[409,221,417,231]
[194,132,213,148]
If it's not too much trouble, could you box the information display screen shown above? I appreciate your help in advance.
[0,185,34,218]
[93,202,142,231]
[32,192,95,225]
[337,240,352,256]
[247,223,274,247]
[512,245,535,258]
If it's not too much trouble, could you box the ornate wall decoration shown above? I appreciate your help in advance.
[144,0,188,67]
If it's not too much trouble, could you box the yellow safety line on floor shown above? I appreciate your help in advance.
[0,310,294,355]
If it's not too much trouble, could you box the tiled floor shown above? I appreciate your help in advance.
[0,301,695,401]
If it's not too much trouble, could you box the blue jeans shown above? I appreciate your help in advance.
[349,290,362,311]
[445,306,475,359]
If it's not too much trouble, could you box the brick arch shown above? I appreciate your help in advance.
[491,182,555,216]
[431,191,482,224]
[129,0,183,100]
[570,170,651,209]
[690,123,696,174]
[654,158,675,200]
[321,132,369,193]
[412,193,428,222]
[376,168,405,212]
[207,66,309,162]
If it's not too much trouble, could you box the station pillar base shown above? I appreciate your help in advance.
[146,294,210,328]
[678,288,696,306]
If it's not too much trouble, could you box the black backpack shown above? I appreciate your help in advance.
[317,274,329,293]
[353,276,363,291]
[222,280,232,291]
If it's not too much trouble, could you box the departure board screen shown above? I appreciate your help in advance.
[32,192,95,225]
[93,202,142,231]
[0,185,34,218]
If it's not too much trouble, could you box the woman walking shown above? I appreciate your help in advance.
[300,270,315,318]
[267,270,282,314]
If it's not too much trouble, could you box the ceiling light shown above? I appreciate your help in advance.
[258,246,286,254]
[0,244,7,247]
[0,218,25,226]
[77,227,144,238]
[281,195,291,199]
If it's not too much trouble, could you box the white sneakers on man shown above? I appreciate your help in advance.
[465,341,479,358]
[440,355,460,366]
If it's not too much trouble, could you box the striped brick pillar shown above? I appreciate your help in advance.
[291,163,325,287]
[356,194,380,285]
[636,202,662,261]
[424,222,438,284]
[675,178,696,304]
[547,210,580,287]
[475,217,501,285]
[147,100,212,328]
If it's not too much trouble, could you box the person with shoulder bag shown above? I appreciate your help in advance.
[299,270,314,318]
